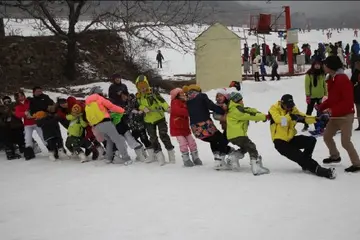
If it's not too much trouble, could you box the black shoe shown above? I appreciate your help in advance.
[355,127,360,131]
[345,165,360,172]
[24,147,35,160]
[92,148,99,160]
[6,153,22,160]
[323,157,341,164]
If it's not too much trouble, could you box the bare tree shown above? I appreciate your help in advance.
[0,0,212,81]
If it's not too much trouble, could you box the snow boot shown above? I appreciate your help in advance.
[91,148,99,160]
[227,150,244,171]
[190,150,202,165]
[250,156,270,175]
[5,147,21,160]
[315,166,336,179]
[58,148,69,159]
[168,149,176,164]
[323,156,341,164]
[182,152,195,167]
[155,151,166,166]
[145,148,156,163]
[24,147,35,161]
[49,149,59,161]
[134,147,146,162]
[213,154,232,171]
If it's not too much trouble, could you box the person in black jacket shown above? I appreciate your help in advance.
[351,56,360,130]
[156,50,164,68]
[183,84,232,170]
[29,86,67,160]
[108,73,129,106]
[0,96,25,160]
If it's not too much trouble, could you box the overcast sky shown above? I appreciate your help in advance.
[242,1,360,17]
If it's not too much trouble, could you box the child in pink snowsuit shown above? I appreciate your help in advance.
[169,88,202,167]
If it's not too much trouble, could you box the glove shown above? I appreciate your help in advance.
[143,107,150,113]
[306,96,311,104]
[263,114,270,122]
[317,113,330,122]
[280,116,288,127]
[290,114,305,123]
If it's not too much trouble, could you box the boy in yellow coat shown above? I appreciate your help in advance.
[269,94,336,179]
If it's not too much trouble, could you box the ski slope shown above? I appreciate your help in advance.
[1,20,360,240]
[1,75,360,240]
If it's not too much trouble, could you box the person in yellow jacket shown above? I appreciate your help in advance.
[226,92,270,175]
[268,94,336,179]
[135,75,175,166]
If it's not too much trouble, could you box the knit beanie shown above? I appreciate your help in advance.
[229,92,243,103]
[323,56,343,71]
[216,88,229,99]
[170,88,183,100]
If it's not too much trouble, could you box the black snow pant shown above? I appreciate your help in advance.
[36,117,64,152]
[254,72,260,82]
[2,125,25,156]
[65,136,92,154]
[157,60,163,68]
[132,129,151,149]
[271,67,280,80]
[145,118,174,153]
[304,98,322,128]
[274,135,320,173]
[201,130,229,155]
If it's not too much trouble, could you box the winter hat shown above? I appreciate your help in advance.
[170,88,183,100]
[229,92,243,103]
[183,84,201,93]
[32,111,47,120]
[323,56,343,71]
[67,96,82,114]
[135,75,150,91]
[281,94,295,109]
[111,73,121,82]
[216,88,229,99]
[89,86,103,95]
[2,96,11,104]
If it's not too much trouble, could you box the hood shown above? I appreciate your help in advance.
[135,75,150,92]
[228,100,243,110]
[85,94,101,104]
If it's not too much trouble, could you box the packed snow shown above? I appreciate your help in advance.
[1,19,360,240]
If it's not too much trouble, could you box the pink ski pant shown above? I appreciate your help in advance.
[176,135,197,153]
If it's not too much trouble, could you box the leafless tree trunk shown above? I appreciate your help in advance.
[0,18,4,37]
[0,0,212,81]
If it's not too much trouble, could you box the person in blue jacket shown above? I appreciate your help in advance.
[351,40,360,72]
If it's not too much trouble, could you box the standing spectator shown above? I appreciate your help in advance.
[350,56,360,130]
[243,43,250,75]
[108,73,128,106]
[270,54,280,81]
[303,61,327,131]
[319,56,360,173]
[156,50,164,69]
[351,40,360,72]
[252,54,261,82]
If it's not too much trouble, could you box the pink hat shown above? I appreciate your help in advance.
[170,88,183,100]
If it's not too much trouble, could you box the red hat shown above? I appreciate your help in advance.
[67,96,83,114]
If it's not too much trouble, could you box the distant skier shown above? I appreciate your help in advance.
[156,50,164,69]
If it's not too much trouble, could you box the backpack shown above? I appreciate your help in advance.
[85,102,105,126]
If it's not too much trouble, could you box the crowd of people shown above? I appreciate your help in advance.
[242,39,360,81]
[1,53,360,179]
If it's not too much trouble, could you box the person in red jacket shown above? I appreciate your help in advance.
[169,88,201,167]
[14,90,46,160]
[318,56,360,172]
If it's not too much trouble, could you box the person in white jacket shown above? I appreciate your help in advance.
[252,55,262,82]
[337,43,345,66]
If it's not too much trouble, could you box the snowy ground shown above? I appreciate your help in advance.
[1,74,360,240]
[2,19,360,240]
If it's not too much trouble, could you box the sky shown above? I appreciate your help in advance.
[242,1,360,18]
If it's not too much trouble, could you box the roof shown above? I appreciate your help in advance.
[194,23,241,41]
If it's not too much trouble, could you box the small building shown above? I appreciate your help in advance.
[194,23,242,91]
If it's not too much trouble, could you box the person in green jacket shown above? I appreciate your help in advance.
[303,60,327,131]
[226,92,270,175]
[135,75,175,166]
[65,111,90,162]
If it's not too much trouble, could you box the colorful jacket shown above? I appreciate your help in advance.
[269,101,316,142]
[318,70,355,117]
[66,114,88,137]
[14,99,36,126]
[305,74,327,99]
[226,100,266,140]
[122,94,146,131]
[85,93,125,125]
[169,99,191,136]
[137,91,169,124]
